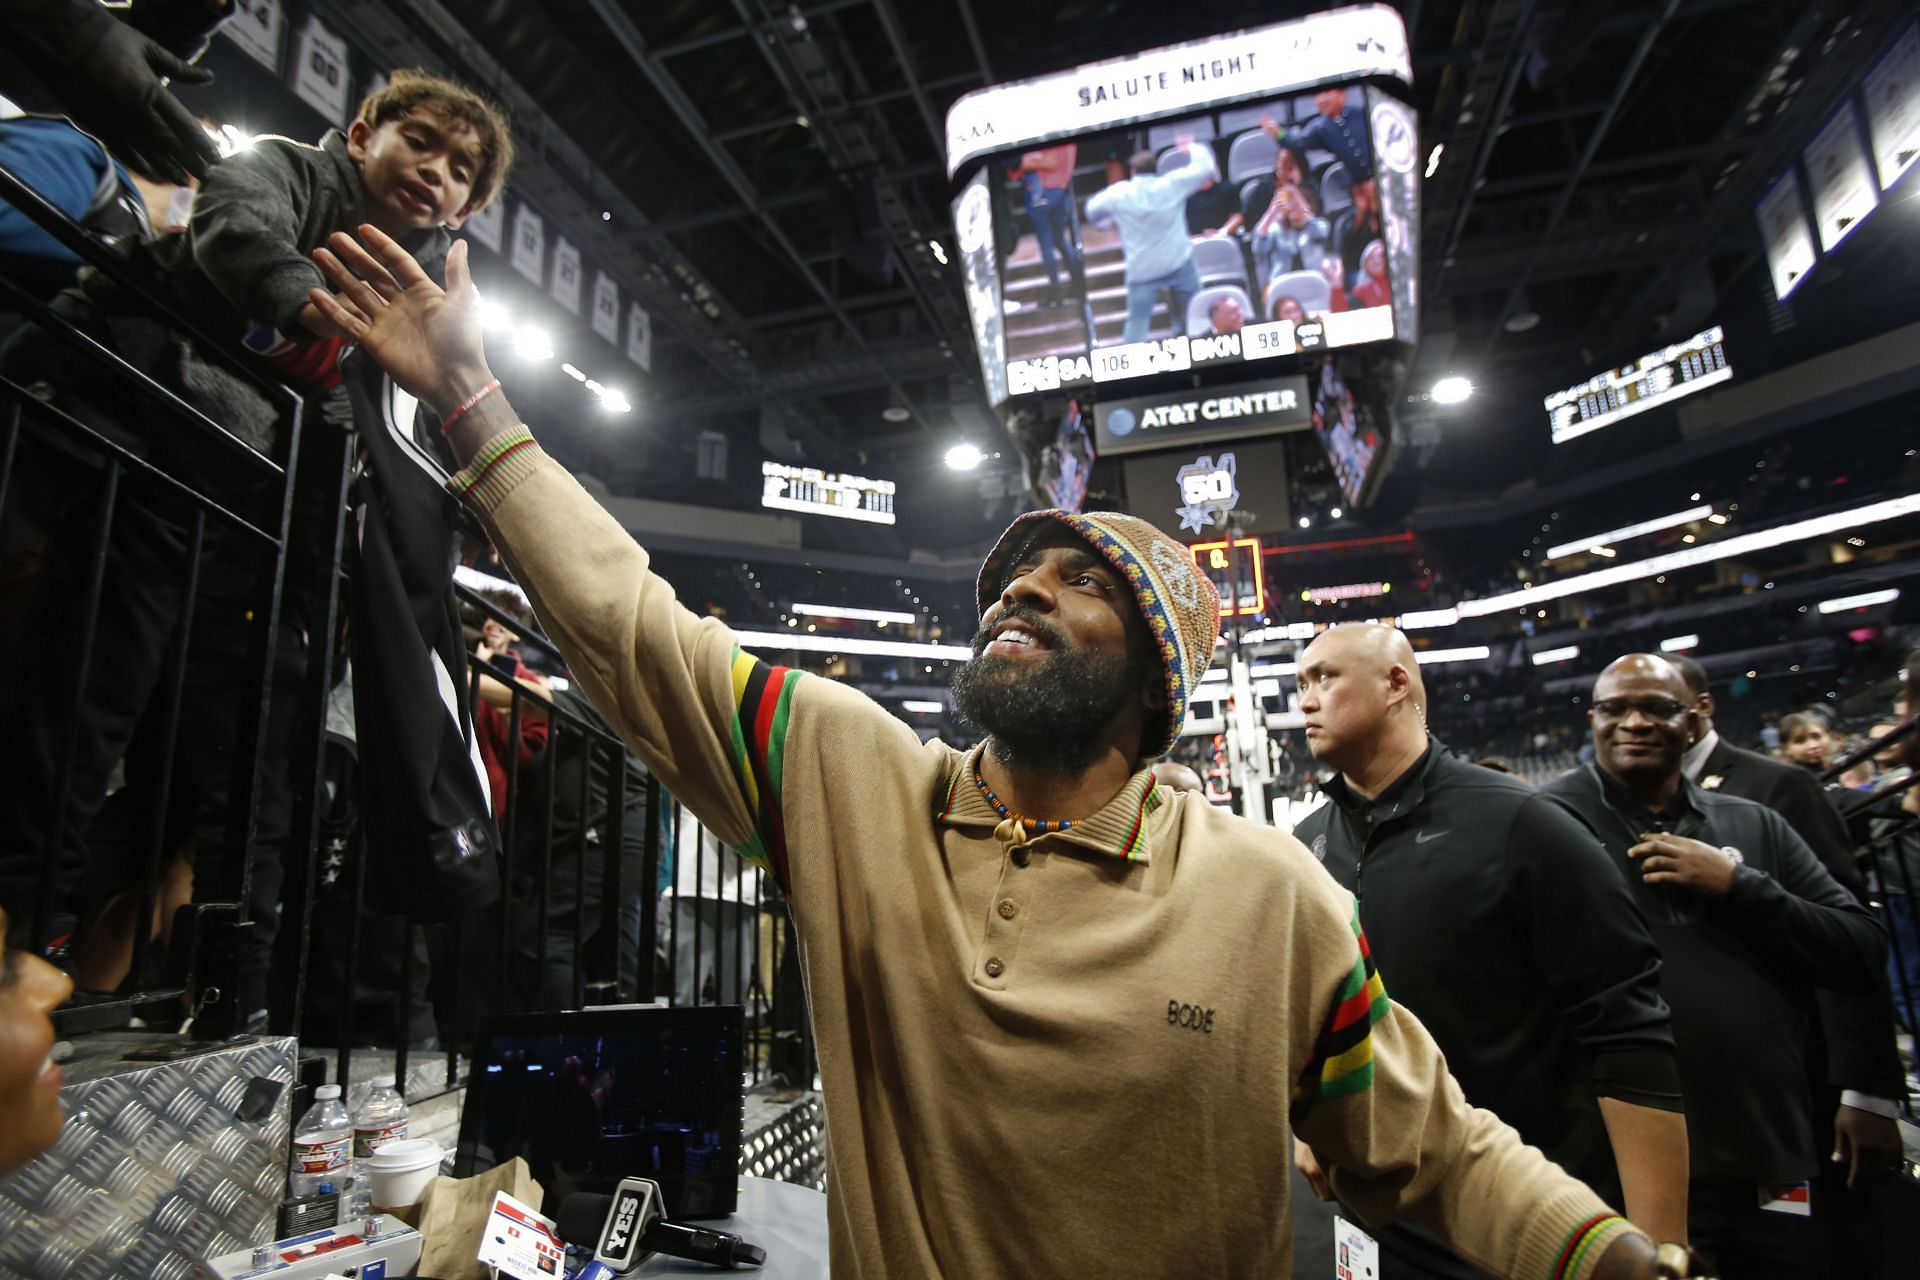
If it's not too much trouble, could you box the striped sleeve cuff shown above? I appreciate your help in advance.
[446,428,542,505]
[1548,1214,1637,1280]
[1290,901,1390,1119]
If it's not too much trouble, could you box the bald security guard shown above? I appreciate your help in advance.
[1291,625,1692,1277]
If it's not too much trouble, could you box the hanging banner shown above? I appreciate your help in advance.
[1862,22,1920,190]
[1802,101,1878,252]
[464,193,504,252]
[1755,170,1816,301]
[290,16,352,126]
[223,0,285,72]
[591,271,621,344]
[549,237,582,314]
[626,301,652,372]
[510,205,545,285]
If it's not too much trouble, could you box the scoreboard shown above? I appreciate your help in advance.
[760,461,897,524]
[1544,326,1732,444]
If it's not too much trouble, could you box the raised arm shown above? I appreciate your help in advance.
[307,226,904,889]
[2,0,224,184]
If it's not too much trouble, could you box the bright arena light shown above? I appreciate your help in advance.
[901,700,944,714]
[734,630,970,660]
[1431,376,1474,405]
[792,603,919,626]
[1545,506,1713,560]
[478,298,515,332]
[1817,588,1900,614]
[1659,634,1700,652]
[945,443,984,470]
[1531,645,1580,666]
[1458,492,1920,617]
[1414,646,1493,665]
[512,325,554,360]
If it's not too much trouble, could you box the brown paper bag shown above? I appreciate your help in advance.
[411,1157,544,1280]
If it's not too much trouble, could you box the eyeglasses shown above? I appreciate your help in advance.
[1592,697,1690,722]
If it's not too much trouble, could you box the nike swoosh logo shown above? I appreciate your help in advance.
[1413,829,1450,844]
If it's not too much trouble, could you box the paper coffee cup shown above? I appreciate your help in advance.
[366,1138,444,1209]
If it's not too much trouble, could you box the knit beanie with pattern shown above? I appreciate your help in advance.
[976,510,1221,760]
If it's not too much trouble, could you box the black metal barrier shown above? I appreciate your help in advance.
[1825,714,1920,1036]
[0,158,814,1098]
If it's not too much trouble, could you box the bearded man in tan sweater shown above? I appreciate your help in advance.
[305,226,1704,1280]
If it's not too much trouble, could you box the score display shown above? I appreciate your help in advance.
[947,5,1419,408]
[1544,326,1732,444]
[760,461,897,524]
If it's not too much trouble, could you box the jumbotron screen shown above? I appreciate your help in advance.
[946,5,1419,408]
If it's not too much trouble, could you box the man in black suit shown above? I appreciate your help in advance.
[1668,654,1906,1275]
[1542,653,1887,1279]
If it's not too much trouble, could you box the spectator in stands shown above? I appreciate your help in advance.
[1317,253,1350,312]
[1205,141,1310,239]
[1668,654,1905,1270]
[1292,625,1690,1271]
[1268,291,1307,325]
[1542,654,1885,1280]
[306,225,1705,1279]
[1205,293,1244,336]
[1332,175,1383,292]
[1008,142,1079,306]
[1249,182,1329,285]
[0,903,71,1176]
[0,0,229,185]
[1264,87,1374,185]
[469,588,551,824]
[1778,711,1835,771]
[1085,139,1217,343]
[1350,238,1392,308]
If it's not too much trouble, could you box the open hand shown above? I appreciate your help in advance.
[308,225,492,417]
[1628,833,1737,897]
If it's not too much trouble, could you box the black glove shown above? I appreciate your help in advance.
[124,0,236,61]
[16,0,222,185]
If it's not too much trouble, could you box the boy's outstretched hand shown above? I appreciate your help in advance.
[309,225,493,419]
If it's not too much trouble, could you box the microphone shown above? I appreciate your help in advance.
[556,1178,766,1274]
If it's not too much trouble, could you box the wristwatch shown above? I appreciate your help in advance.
[1717,845,1744,866]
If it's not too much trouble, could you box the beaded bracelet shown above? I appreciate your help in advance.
[440,378,502,435]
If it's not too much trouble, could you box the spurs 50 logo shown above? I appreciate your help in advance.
[1168,1000,1216,1033]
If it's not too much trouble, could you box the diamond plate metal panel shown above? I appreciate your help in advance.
[0,1034,296,1280]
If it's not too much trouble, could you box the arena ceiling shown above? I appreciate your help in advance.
[332,0,1919,548]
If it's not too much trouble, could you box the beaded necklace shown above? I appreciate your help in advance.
[973,765,1074,845]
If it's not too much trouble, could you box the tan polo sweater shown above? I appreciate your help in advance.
[458,443,1638,1280]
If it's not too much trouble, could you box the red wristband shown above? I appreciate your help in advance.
[440,378,502,435]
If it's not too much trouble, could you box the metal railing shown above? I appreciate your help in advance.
[1,157,813,1101]
[1824,713,1920,1037]
[0,157,313,1038]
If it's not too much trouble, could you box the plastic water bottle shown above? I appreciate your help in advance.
[349,1075,411,1212]
[290,1085,352,1198]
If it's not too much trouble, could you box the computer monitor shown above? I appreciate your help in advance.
[455,1006,744,1219]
